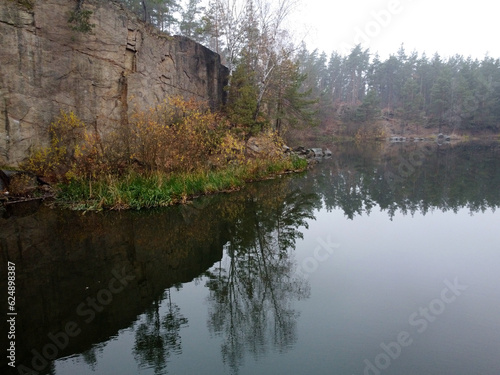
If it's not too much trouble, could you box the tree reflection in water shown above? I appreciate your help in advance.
[204,181,318,373]
[133,288,188,374]
[308,142,500,219]
[81,342,106,372]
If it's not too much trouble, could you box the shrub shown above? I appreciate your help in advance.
[128,96,245,173]
[23,110,85,179]
[68,7,95,34]
[8,173,38,196]
[22,110,107,181]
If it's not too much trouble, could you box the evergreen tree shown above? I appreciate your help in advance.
[356,88,380,123]
[430,68,452,131]
[225,52,262,136]
[272,59,318,135]
[179,0,205,41]
[345,45,370,105]
[119,0,180,31]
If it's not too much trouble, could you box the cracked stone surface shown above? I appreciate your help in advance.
[0,0,229,165]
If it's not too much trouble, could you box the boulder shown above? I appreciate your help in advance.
[247,138,261,153]
[310,148,324,157]
[0,170,38,196]
[293,146,306,154]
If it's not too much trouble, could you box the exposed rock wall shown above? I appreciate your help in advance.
[0,0,229,165]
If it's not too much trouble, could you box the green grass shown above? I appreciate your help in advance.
[57,156,307,211]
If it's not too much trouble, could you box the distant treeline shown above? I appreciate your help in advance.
[295,45,500,133]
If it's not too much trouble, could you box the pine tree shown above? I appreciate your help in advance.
[272,59,318,136]
[355,88,380,123]
[179,0,205,40]
[118,0,180,31]
[225,52,261,136]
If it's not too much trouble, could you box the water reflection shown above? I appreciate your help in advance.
[1,142,499,375]
[203,182,316,373]
[0,177,317,375]
[0,200,226,374]
[309,141,500,218]
[133,289,188,374]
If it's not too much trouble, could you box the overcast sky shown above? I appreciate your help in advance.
[289,0,499,60]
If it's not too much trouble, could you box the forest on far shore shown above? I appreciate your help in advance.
[296,44,500,140]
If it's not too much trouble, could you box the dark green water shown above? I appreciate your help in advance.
[2,141,500,375]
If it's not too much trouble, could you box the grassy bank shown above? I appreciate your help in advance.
[56,156,307,211]
[12,98,310,211]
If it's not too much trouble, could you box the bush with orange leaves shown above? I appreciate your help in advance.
[128,96,245,173]
[24,97,249,180]
[23,96,306,182]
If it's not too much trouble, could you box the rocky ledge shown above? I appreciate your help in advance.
[288,146,332,159]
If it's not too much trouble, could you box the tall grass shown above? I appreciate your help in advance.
[57,156,307,211]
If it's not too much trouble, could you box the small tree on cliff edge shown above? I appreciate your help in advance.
[179,0,205,41]
[68,0,95,34]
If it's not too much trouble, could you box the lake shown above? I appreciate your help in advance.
[1,141,500,375]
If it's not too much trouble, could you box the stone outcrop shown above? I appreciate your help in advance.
[0,0,229,165]
[292,146,332,158]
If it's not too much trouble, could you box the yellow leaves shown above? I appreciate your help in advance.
[22,96,291,183]
[127,96,238,173]
[49,110,85,149]
[22,110,109,182]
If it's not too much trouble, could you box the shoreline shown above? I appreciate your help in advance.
[1,157,308,212]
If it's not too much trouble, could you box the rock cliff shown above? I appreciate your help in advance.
[0,0,229,165]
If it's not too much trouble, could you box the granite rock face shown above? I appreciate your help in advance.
[0,0,229,165]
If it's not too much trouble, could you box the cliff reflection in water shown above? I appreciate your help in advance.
[0,195,228,374]
[1,141,499,375]
[0,177,318,375]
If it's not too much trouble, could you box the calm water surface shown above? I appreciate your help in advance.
[2,142,500,375]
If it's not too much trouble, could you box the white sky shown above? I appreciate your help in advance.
[289,0,500,60]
